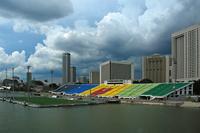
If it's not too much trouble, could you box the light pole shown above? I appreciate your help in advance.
[50,69,54,84]
[5,68,8,98]
[12,67,15,100]
[5,68,8,80]
[173,58,177,98]
[27,66,31,101]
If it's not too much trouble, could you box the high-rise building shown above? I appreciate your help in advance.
[62,53,70,84]
[89,71,100,84]
[100,61,134,83]
[26,66,32,85]
[70,66,76,83]
[78,76,88,84]
[172,24,200,82]
[142,54,172,83]
[27,72,32,84]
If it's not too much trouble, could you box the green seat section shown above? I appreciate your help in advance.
[141,83,189,97]
[119,84,142,97]
[118,84,160,97]
[129,83,160,97]
[117,84,135,96]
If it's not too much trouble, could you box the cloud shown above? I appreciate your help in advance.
[21,0,200,79]
[1,0,200,81]
[0,47,26,79]
[0,47,25,67]
[27,43,62,71]
[0,0,73,22]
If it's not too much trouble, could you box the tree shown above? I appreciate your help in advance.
[193,79,200,95]
[132,80,140,83]
[140,79,153,83]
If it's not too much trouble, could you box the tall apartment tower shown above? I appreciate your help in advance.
[70,66,76,83]
[89,71,100,84]
[172,24,200,82]
[142,54,172,83]
[100,61,134,83]
[78,76,89,84]
[62,53,70,84]
[26,66,32,85]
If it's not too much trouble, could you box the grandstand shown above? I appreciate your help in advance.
[100,84,130,97]
[53,83,193,100]
[79,84,106,96]
[141,83,192,99]
[118,84,160,98]
[54,84,98,95]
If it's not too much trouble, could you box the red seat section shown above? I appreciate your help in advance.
[91,88,112,96]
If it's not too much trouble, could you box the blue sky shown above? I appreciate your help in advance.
[0,0,200,82]
[0,24,44,56]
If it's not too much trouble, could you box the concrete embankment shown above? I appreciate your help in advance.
[180,101,200,108]
[121,100,200,108]
[0,97,105,108]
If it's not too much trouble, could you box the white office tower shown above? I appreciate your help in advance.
[142,54,172,83]
[62,53,71,84]
[100,61,134,83]
[172,24,200,82]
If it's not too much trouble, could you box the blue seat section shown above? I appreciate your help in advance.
[64,84,98,94]
[63,85,81,94]
[54,84,79,92]
[54,84,69,92]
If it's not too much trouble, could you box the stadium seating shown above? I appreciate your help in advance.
[54,84,79,93]
[99,85,121,97]
[100,84,129,97]
[63,85,81,94]
[53,83,191,98]
[91,88,113,96]
[109,84,132,97]
[117,85,135,97]
[79,84,107,96]
[129,83,160,97]
[141,83,189,97]
[64,84,98,94]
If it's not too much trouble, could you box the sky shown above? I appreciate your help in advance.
[0,0,200,82]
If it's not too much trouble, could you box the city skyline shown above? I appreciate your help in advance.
[1,0,200,81]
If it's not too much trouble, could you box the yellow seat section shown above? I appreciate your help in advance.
[100,84,132,97]
[111,84,132,96]
[99,85,120,97]
[79,84,106,96]
[100,84,126,97]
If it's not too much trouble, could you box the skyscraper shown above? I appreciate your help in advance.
[142,54,172,83]
[172,24,200,82]
[100,61,134,83]
[89,71,100,84]
[62,53,70,84]
[70,66,76,83]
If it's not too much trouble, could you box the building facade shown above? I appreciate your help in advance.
[89,71,100,84]
[172,24,200,82]
[70,66,76,83]
[100,61,134,83]
[62,53,70,84]
[78,76,89,84]
[142,54,172,83]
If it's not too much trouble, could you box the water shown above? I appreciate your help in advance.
[0,101,200,133]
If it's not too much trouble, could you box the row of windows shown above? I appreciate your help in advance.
[146,69,163,71]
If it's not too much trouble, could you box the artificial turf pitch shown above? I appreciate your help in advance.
[15,97,86,105]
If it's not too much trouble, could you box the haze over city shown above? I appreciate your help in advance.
[0,0,200,81]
